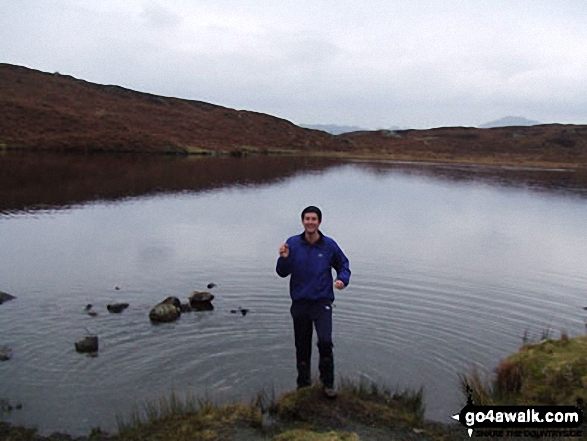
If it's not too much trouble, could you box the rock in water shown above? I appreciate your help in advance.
[149,297,182,323]
[75,336,98,353]
[107,303,129,313]
[189,291,214,303]
[161,296,181,308]
[0,291,16,305]
[189,291,214,310]
[192,302,214,311]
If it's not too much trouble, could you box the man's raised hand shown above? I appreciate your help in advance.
[279,243,290,258]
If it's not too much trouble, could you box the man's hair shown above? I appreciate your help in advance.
[301,206,322,222]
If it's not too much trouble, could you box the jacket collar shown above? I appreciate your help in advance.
[300,230,324,245]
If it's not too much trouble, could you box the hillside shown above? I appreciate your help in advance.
[0,63,332,153]
[1,63,587,168]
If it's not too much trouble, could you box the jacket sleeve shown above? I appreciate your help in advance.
[276,239,293,277]
[331,242,351,286]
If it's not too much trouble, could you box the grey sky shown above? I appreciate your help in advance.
[1,0,586,129]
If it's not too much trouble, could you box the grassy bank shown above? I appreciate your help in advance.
[461,334,587,408]
[5,336,587,440]
[0,378,465,441]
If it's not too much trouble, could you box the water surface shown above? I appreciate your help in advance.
[1,155,586,435]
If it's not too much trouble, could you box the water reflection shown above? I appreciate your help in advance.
[352,160,587,198]
[1,153,587,216]
[0,153,343,214]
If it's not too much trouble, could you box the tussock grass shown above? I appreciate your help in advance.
[461,334,587,407]
[116,395,262,441]
[115,390,239,436]
[458,365,495,406]
[3,379,443,440]
[113,378,429,440]
[274,377,424,429]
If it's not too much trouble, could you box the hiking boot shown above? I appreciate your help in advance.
[323,387,337,400]
[296,362,311,390]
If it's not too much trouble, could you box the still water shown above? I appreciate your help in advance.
[1,155,586,435]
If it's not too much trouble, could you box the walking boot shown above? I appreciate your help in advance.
[318,342,336,399]
[296,361,311,389]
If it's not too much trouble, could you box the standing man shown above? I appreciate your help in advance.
[276,206,351,399]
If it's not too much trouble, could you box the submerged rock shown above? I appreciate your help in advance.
[75,336,98,353]
[0,346,13,361]
[149,297,181,323]
[107,303,129,313]
[0,291,16,305]
[230,307,250,316]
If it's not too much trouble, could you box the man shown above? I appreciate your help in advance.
[276,206,351,399]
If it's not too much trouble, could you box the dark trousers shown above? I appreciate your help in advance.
[290,299,334,388]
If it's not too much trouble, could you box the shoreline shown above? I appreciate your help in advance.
[1,380,464,441]
[2,145,586,171]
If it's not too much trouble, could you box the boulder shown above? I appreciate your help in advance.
[149,297,181,323]
[0,291,16,305]
[189,291,214,310]
[75,336,98,353]
[161,296,181,308]
[107,303,129,313]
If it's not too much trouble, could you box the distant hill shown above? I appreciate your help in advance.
[301,124,411,135]
[300,124,368,135]
[1,63,585,168]
[480,116,541,128]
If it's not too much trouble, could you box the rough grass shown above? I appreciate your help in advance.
[115,390,262,440]
[184,145,214,155]
[274,379,424,429]
[461,334,587,406]
[0,378,464,440]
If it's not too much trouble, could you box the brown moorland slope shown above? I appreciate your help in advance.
[337,125,587,168]
[0,63,333,153]
[1,63,587,168]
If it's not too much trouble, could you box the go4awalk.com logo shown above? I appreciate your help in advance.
[451,391,583,438]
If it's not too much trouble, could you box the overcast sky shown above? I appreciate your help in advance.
[1,0,586,129]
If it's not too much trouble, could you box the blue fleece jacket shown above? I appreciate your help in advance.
[276,231,351,302]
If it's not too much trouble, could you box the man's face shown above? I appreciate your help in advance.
[302,213,321,234]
